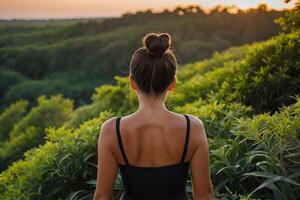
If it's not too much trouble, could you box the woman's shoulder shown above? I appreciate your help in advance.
[184,113,204,125]
[101,116,119,130]
[100,113,205,135]
[166,111,205,132]
[183,114,207,145]
[170,112,204,130]
[98,116,119,146]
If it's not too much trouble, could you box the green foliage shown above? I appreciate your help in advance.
[177,45,250,82]
[64,76,139,128]
[0,9,299,199]
[92,76,139,115]
[175,101,252,137]
[63,104,100,129]
[0,100,29,141]
[0,95,74,171]
[64,44,251,129]
[0,67,27,104]
[0,7,283,108]
[2,76,97,107]
[233,32,300,113]
[233,98,300,199]
[207,99,300,199]
[174,32,300,114]
[0,111,114,200]
[275,1,300,32]
[171,63,238,107]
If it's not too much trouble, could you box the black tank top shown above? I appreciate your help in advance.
[115,114,191,200]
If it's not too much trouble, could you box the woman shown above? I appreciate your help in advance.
[93,32,213,200]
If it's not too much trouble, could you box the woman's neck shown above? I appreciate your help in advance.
[136,91,168,114]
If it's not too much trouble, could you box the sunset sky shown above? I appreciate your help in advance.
[0,0,295,19]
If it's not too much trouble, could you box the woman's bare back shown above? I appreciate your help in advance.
[112,111,198,168]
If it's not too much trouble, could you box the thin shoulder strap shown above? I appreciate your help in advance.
[115,117,129,165]
[180,114,190,163]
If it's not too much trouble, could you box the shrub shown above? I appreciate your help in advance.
[233,97,300,199]
[0,95,73,171]
[275,1,300,32]
[0,100,29,141]
[175,100,252,137]
[2,78,95,108]
[0,111,114,200]
[232,32,300,113]
[0,67,27,107]
[65,76,138,128]
[211,98,300,199]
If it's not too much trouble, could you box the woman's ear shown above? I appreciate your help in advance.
[129,74,138,91]
[167,76,176,91]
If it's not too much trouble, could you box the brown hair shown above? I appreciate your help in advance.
[129,32,177,96]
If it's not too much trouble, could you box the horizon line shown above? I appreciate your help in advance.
[0,3,293,21]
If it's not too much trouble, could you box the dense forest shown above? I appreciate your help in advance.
[0,1,300,200]
[0,4,285,109]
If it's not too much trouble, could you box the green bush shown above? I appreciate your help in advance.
[0,100,29,141]
[233,32,300,113]
[275,1,300,32]
[65,76,138,128]
[177,45,250,82]
[171,64,238,107]
[233,98,300,199]
[0,95,73,171]
[175,100,252,137]
[173,32,300,114]
[2,78,95,107]
[0,67,27,105]
[0,111,114,200]
[210,98,300,199]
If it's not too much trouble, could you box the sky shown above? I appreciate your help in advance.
[0,0,295,19]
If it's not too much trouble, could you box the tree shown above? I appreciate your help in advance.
[276,0,300,31]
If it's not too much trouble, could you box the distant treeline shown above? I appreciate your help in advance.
[0,4,285,109]
[0,18,106,27]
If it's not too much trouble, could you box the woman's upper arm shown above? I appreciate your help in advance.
[190,117,214,200]
[94,117,119,200]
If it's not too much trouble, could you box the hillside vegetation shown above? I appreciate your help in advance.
[0,5,284,109]
[0,7,299,197]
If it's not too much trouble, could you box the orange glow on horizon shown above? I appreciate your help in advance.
[0,0,295,19]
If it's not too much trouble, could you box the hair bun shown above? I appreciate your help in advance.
[143,32,171,56]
